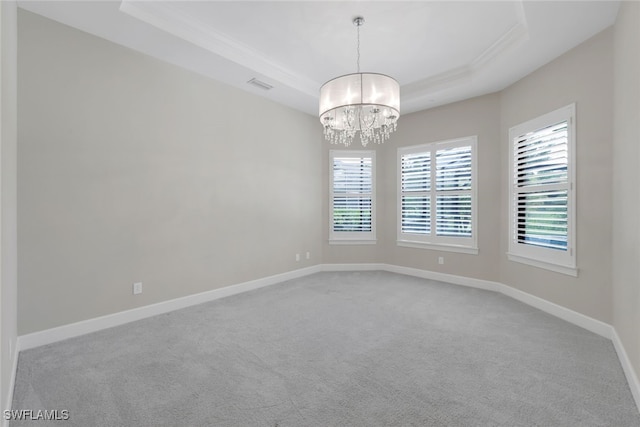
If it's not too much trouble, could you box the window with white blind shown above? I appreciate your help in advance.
[330,150,376,243]
[508,104,576,276]
[397,137,477,253]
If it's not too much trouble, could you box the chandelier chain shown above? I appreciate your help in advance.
[356,22,360,73]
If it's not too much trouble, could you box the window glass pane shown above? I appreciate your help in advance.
[401,153,430,192]
[401,195,430,234]
[436,195,472,237]
[436,146,472,191]
[515,121,568,187]
[515,190,568,251]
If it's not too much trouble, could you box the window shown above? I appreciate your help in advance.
[508,104,576,276]
[330,150,376,243]
[397,137,477,253]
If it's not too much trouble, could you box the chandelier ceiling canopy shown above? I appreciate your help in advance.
[319,17,400,147]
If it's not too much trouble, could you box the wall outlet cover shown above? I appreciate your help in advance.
[133,282,143,295]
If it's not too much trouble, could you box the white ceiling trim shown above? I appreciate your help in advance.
[119,0,320,97]
[403,1,528,102]
[402,65,473,100]
[471,4,529,71]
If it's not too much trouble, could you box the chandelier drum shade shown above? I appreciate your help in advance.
[319,73,400,146]
[319,17,400,147]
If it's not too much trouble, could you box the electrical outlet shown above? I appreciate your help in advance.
[306,251,310,260]
[133,282,143,295]
[438,257,444,265]
[295,253,300,262]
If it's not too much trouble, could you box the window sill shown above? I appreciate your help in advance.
[397,240,478,255]
[329,239,377,245]
[507,253,578,277]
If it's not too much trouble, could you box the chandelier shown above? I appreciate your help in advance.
[319,16,400,147]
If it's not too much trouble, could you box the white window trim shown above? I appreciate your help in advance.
[397,240,479,254]
[329,239,377,246]
[329,150,376,244]
[397,136,478,254]
[507,103,577,276]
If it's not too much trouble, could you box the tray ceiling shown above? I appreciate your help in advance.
[18,1,620,116]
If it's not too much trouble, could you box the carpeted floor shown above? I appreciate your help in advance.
[11,271,640,426]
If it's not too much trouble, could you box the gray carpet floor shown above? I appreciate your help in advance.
[11,271,640,426]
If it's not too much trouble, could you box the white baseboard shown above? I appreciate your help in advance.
[320,263,385,272]
[3,339,19,427]
[13,262,639,414]
[612,328,640,411]
[381,263,501,292]
[18,265,321,351]
[385,263,612,339]
[496,282,613,338]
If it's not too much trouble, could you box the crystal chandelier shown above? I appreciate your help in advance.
[319,17,400,147]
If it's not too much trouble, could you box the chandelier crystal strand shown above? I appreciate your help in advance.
[319,16,400,147]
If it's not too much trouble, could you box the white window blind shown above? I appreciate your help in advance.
[514,121,568,250]
[398,137,477,253]
[436,146,472,238]
[330,150,376,242]
[401,152,430,234]
[508,104,576,275]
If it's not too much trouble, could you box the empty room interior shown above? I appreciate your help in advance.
[1,0,640,425]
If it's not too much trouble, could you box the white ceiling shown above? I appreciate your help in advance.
[18,1,620,117]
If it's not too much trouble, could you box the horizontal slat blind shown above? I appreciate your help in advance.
[516,121,568,187]
[436,146,472,190]
[332,156,373,233]
[399,139,475,246]
[436,195,472,237]
[333,157,372,194]
[401,195,430,234]
[333,197,372,232]
[401,153,430,192]
[435,146,472,237]
[513,120,569,251]
[401,152,431,234]
[515,190,568,250]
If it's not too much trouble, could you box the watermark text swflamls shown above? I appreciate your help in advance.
[3,409,70,421]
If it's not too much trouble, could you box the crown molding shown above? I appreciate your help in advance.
[119,0,320,98]
[402,0,528,102]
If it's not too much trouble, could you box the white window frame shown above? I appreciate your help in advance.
[507,104,577,276]
[329,150,376,244]
[397,136,478,254]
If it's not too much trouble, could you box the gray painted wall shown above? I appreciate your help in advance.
[17,10,322,335]
[613,0,640,387]
[379,94,501,281]
[1,0,18,415]
[499,28,614,323]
